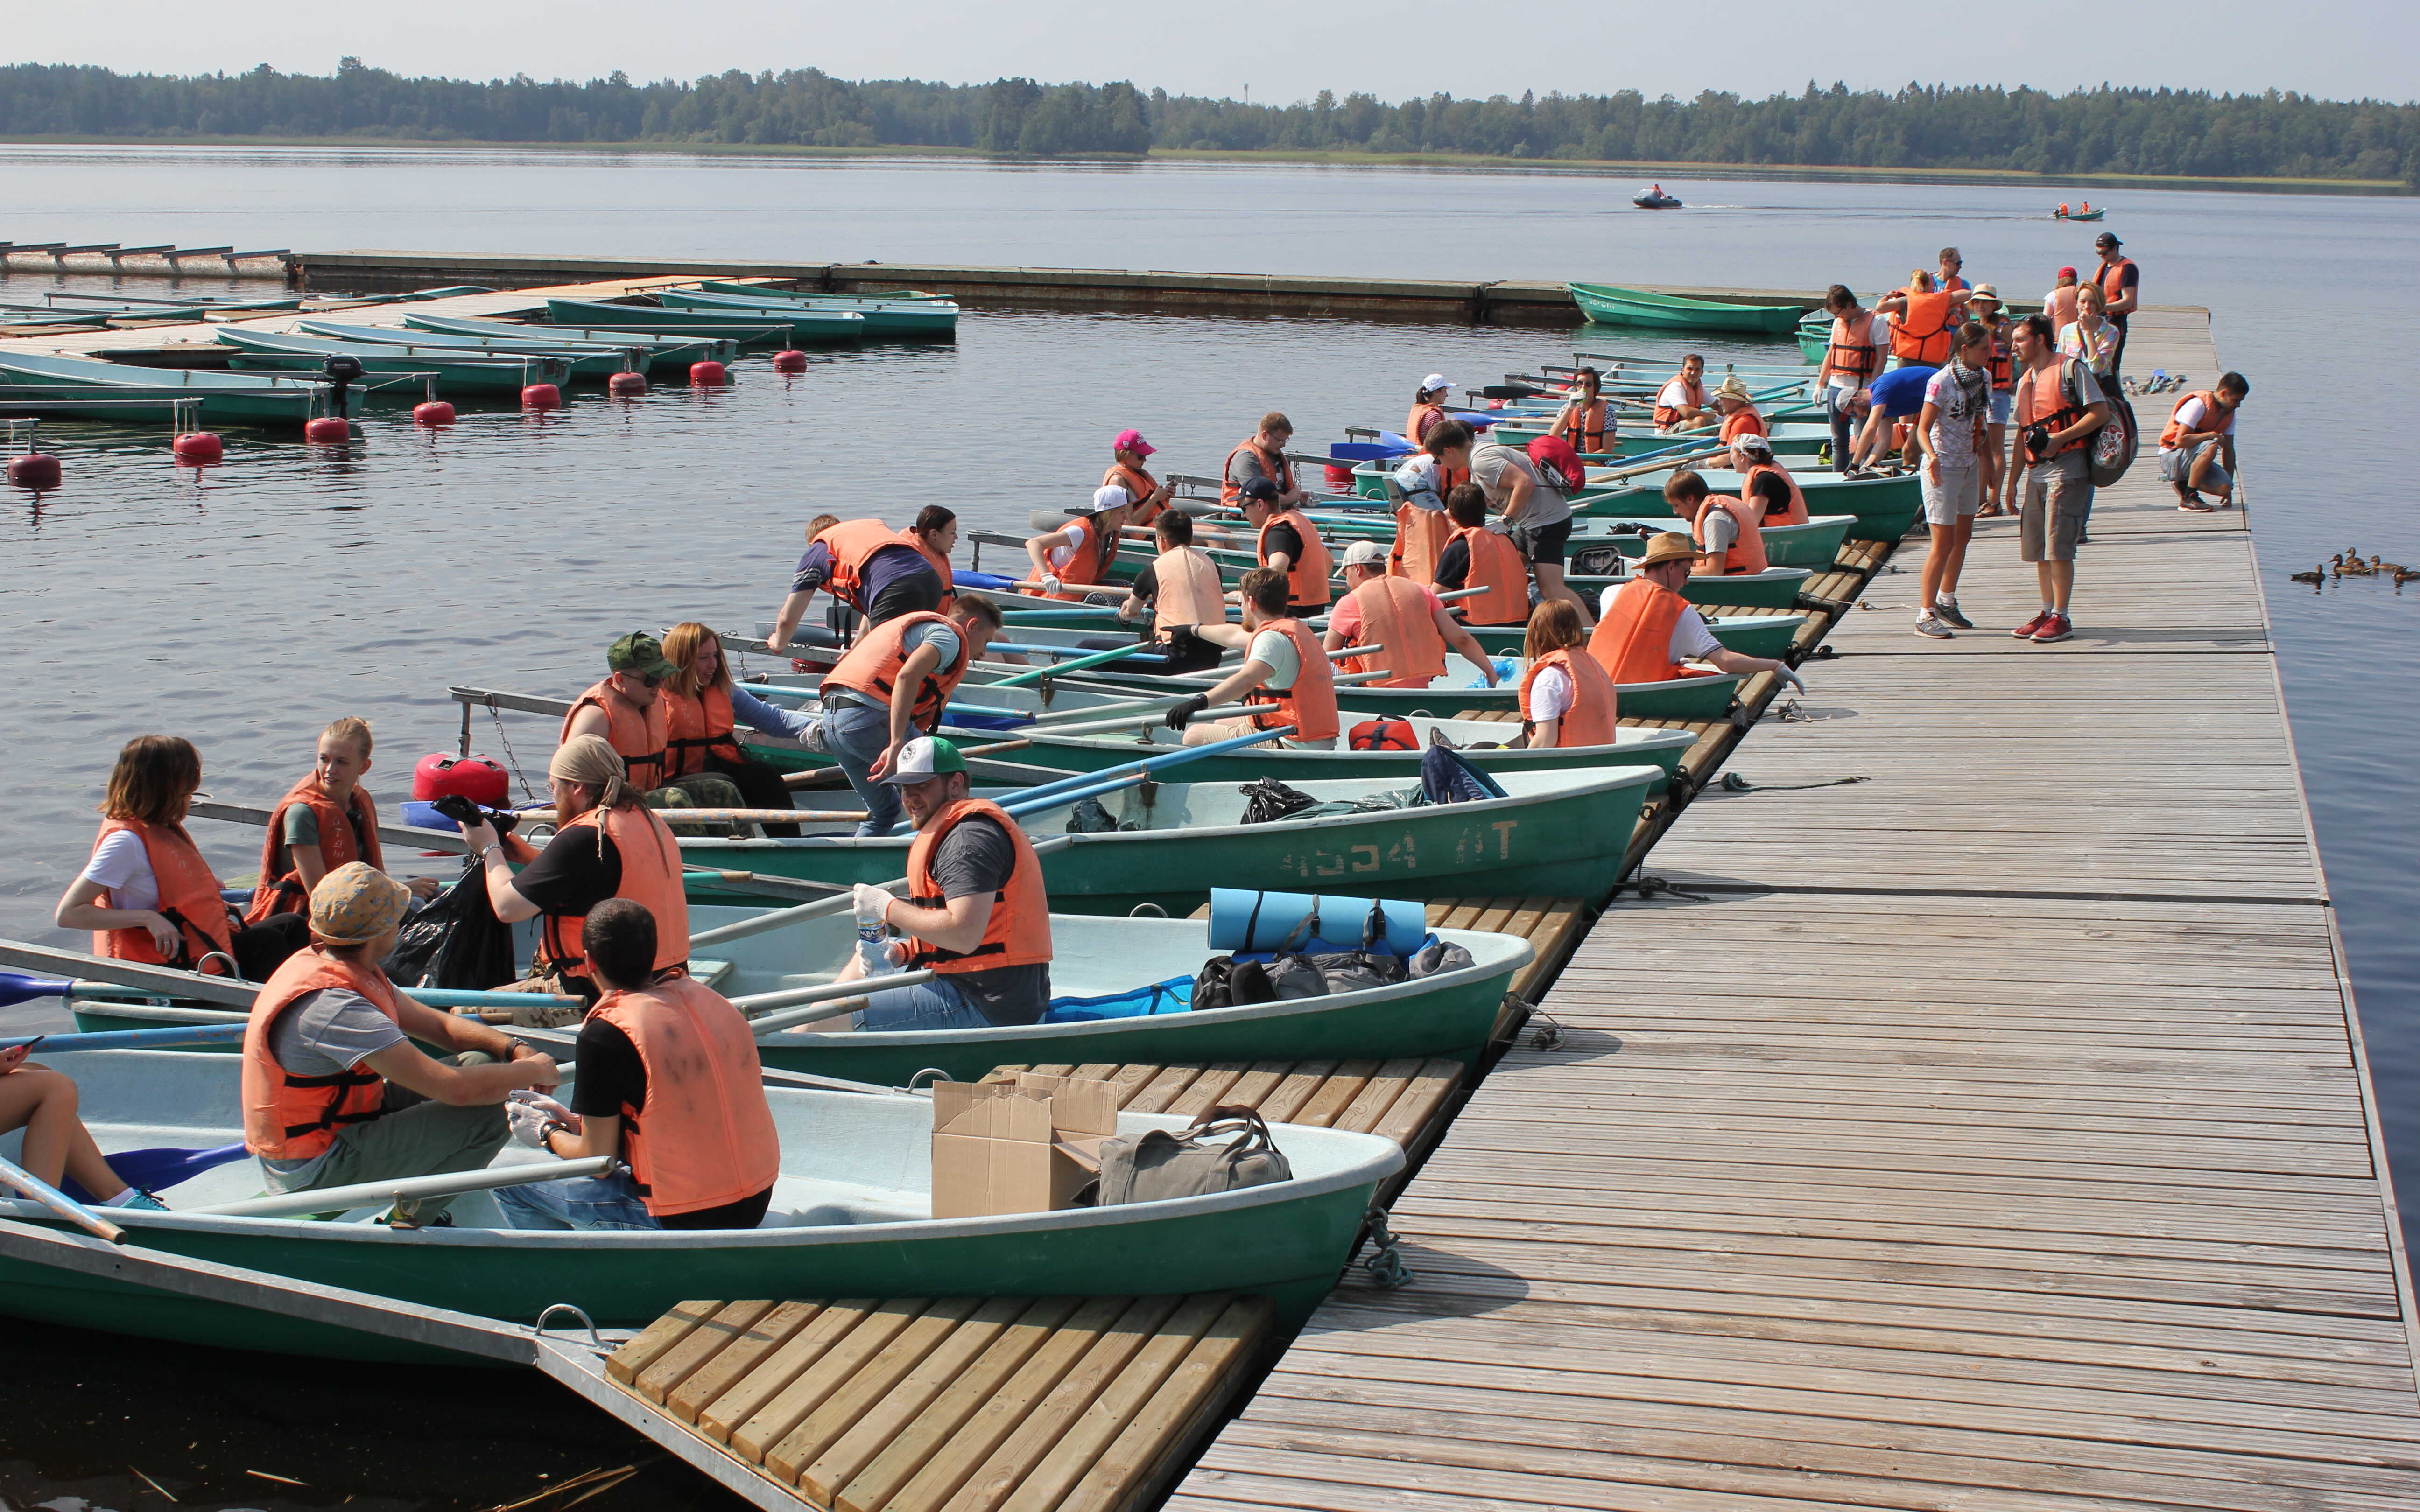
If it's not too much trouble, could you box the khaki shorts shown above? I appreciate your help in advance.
[2019,458,2092,563]
[1201,715,1335,750]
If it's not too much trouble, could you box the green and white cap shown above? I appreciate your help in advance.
[880,735,969,784]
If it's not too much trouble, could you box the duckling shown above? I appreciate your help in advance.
[2340,553,2376,577]
[2397,567,2420,588]
[2291,564,2326,584]
[2373,555,2408,575]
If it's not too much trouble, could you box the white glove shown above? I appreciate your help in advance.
[851,883,893,927]
[505,1093,571,1149]
[879,939,909,968]
[1774,665,1807,694]
[1040,574,1062,594]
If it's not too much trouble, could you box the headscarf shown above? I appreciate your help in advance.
[310,861,408,945]
[549,734,636,814]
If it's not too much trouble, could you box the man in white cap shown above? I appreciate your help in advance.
[1021,484,1133,602]
[1323,540,1500,690]
[1405,375,1456,448]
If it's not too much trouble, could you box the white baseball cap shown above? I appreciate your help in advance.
[1421,373,1454,394]
[1088,483,1132,513]
[1342,540,1389,567]
[879,735,968,785]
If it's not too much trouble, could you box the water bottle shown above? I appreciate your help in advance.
[857,919,891,975]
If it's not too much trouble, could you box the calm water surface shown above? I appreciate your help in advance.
[0,147,2412,1510]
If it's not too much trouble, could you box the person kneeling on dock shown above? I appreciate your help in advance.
[243,863,560,1227]
[496,899,780,1232]
[1518,601,1618,750]
[246,717,442,928]
[1325,540,1498,690]
[1431,484,1529,627]
[1590,534,1808,692]
[1023,485,1132,602]
[815,593,1006,837]
[562,632,746,824]
[659,622,804,837]
[2158,373,2247,512]
[769,514,950,652]
[461,736,691,1010]
[835,737,1055,1031]
[1166,567,1340,750]
[1118,511,1247,673]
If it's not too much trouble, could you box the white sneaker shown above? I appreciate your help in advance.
[1913,614,1954,639]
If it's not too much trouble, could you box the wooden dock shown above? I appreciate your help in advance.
[1176,309,2420,1509]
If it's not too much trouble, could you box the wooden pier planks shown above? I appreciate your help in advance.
[1176,308,2420,1508]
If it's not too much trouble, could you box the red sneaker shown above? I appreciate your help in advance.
[2031,613,2074,644]
[2012,611,2052,639]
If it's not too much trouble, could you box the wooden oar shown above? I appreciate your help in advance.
[0,1152,125,1243]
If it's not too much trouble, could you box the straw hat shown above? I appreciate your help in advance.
[1714,375,1753,402]
[1636,532,1711,570]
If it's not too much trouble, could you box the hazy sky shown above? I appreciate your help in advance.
[5,0,2415,106]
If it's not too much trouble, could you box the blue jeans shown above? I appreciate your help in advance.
[853,976,991,1030]
[495,1167,661,1231]
[1822,387,1857,471]
[821,699,904,837]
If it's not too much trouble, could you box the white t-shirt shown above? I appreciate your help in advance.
[1391,454,1447,509]
[81,829,161,911]
[1247,628,1303,690]
[1045,519,1094,573]
[2160,396,2212,454]
[1656,378,1699,410]
[1526,664,1573,720]
[1591,590,1725,663]
[1824,314,1888,392]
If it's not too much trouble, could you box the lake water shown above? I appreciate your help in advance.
[0,145,2413,1511]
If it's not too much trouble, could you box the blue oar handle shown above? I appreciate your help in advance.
[2,1023,249,1052]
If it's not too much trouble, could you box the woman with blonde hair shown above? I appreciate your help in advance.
[659,621,807,836]
[57,735,307,980]
[245,715,441,927]
[1517,600,1618,750]
[2057,280,2119,380]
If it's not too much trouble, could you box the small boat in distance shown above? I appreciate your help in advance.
[2055,202,2106,221]
[1634,184,1684,209]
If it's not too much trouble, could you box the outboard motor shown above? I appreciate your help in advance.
[322,354,365,418]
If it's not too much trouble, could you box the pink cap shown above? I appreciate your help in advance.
[1114,428,1155,458]
[2057,266,2077,278]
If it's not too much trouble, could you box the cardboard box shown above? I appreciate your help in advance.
[930,1073,1120,1219]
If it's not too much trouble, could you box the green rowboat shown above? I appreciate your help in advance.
[1575,466,1920,543]
[1567,514,1854,570]
[1483,417,1834,458]
[1567,282,1805,336]
[295,321,649,379]
[402,313,739,368]
[544,298,857,344]
[1463,611,1803,662]
[216,330,575,396]
[662,287,960,337]
[1062,663,1744,726]
[0,350,339,427]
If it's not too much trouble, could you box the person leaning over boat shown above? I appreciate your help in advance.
[2009,313,2111,644]
[2158,373,2248,513]
[1224,412,1310,508]
[1430,484,1530,627]
[1323,540,1499,691]
[1405,376,1456,448]
[1590,534,1808,691]
[460,736,690,1011]
[57,735,308,981]
[242,863,560,1226]
[246,716,441,931]
[658,622,803,838]
[2091,232,2139,383]
[1710,376,1766,443]
[1730,434,1809,526]
[1663,469,1769,577]
[0,1039,170,1211]
[562,631,746,818]
[495,899,779,1232]
[1235,476,1334,616]
[1165,567,1340,751]
[831,736,1053,1031]
[900,505,959,613]
[1549,368,1611,455]
[1387,419,1472,583]
[1117,510,1247,673]
[1965,287,2019,515]
[1104,430,1173,530]
[1876,270,1970,371]
[813,592,1006,837]
[1458,429,1593,626]
[1652,354,1710,432]
[1814,286,1886,473]
[1023,484,1132,602]
[1909,322,1995,639]
[1851,360,1938,471]
[1517,600,1618,751]
[768,514,947,653]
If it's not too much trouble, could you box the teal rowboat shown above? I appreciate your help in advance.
[1568,282,1805,336]
[0,1048,1400,1358]
[215,330,575,395]
[1797,312,1830,364]
[1575,466,1921,543]
[543,298,858,344]
[294,322,647,379]
[661,287,959,337]
[1483,416,1834,458]
[1062,663,1744,725]
[1463,612,1803,662]
[401,313,739,369]
[1568,514,1855,570]
[992,557,1814,613]
[0,382,322,427]
[0,350,338,426]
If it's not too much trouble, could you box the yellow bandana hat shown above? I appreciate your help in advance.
[310,861,409,945]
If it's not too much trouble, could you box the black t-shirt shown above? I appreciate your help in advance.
[1259,521,1303,569]
[2101,259,2139,329]
[1129,559,1159,599]
[513,825,624,920]
[1433,538,1471,591]
[924,815,1050,1024]
[570,1012,774,1231]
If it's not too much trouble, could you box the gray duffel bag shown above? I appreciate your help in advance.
[1094,1106,1293,1206]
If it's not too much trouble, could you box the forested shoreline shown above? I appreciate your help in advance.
[2,59,2412,185]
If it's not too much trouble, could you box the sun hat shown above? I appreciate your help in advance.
[1341,540,1389,568]
[880,735,969,785]
[1968,282,2001,303]
[310,861,409,945]
[1088,483,1132,513]
[1420,373,1454,394]
[1637,532,1711,570]
[606,630,676,680]
[1113,428,1155,458]
[1714,375,1753,401]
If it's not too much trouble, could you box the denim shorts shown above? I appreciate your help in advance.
[496,1167,661,1231]
[853,975,992,1031]
[1990,391,2013,425]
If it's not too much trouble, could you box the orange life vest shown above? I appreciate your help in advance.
[1259,507,1333,609]
[535,802,691,984]
[1981,316,2015,391]
[1554,398,1608,454]
[1102,462,1161,527]
[1891,289,1956,364]
[89,818,232,973]
[1389,502,1453,584]
[1404,402,1446,447]
[240,946,401,1161]
[2098,258,2136,313]
[821,610,971,734]
[1341,576,1447,688]
[563,680,669,792]
[1719,406,1767,442]
[898,528,956,613]
[812,519,915,614]
[246,776,385,927]
[1518,648,1618,746]
[662,682,745,779]
[1243,617,1341,743]
[1742,462,1809,528]
[1221,437,1296,504]
[1148,546,1225,637]
[1828,313,1881,381]
[1692,494,1769,576]
[2015,359,2092,455]
[2159,391,2233,450]
[1653,375,1706,429]
[1024,515,1119,602]
[1589,576,1692,684]
[591,972,781,1216]
[1446,525,1527,625]
[904,798,1054,976]
[2044,286,2079,332]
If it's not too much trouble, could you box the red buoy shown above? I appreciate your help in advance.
[1324,463,1354,489]
[521,383,563,411]
[7,452,61,490]
[172,431,224,465]
[304,417,352,444]
[412,752,509,805]
[413,400,456,427]
[689,361,728,386]
[607,371,647,396]
[771,349,807,373]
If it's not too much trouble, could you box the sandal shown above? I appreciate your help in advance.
[1977,504,2005,517]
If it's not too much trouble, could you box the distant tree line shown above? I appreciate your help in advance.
[0,60,2411,184]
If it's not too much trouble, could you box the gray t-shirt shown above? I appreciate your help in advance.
[1225,444,1283,492]
[824,620,964,710]
[927,816,1050,1024]
[259,988,407,1182]
[1470,442,1572,528]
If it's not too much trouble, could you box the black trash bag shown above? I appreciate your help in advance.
[1238,777,1320,825]
[1262,956,1331,1000]
[1066,797,1123,833]
[385,863,516,991]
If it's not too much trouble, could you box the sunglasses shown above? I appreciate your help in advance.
[641,673,662,689]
